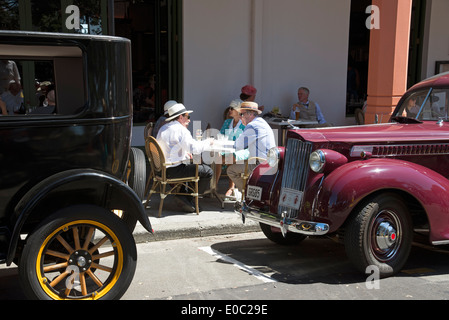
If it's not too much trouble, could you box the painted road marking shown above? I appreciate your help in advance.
[199,246,277,283]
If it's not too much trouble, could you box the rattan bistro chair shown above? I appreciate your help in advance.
[144,136,200,217]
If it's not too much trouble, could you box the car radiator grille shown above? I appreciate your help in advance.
[278,139,312,218]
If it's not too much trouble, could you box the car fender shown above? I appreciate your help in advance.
[7,169,152,265]
[315,158,449,242]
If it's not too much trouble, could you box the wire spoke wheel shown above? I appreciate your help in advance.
[38,222,122,299]
[19,205,136,300]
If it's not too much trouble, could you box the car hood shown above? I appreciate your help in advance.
[288,121,449,144]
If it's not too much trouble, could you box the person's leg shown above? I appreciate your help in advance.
[197,164,213,194]
[226,163,246,191]
[225,179,235,197]
[166,163,212,207]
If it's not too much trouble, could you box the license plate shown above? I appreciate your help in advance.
[279,188,303,210]
[246,185,262,201]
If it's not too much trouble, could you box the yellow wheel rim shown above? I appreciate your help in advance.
[35,220,124,300]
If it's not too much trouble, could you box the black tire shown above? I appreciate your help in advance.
[120,147,146,231]
[344,193,413,278]
[19,205,137,300]
[128,147,146,200]
[259,223,307,245]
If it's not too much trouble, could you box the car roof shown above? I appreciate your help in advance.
[409,71,449,91]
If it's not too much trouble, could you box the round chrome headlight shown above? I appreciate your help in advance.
[267,147,280,167]
[309,150,326,173]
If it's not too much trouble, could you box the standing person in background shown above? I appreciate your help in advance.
[0,80,23,114]
[0,60,21,94]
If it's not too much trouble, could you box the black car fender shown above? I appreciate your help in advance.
[6,168,152,265]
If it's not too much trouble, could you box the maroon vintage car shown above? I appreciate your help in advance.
[237,71,449,278]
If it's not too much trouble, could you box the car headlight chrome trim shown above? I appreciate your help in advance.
[267,147,280,168]
[309,150,326,173]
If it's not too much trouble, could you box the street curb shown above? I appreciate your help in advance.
[132,218,261,243]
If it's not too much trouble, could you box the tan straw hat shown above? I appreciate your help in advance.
[236,101,261,114]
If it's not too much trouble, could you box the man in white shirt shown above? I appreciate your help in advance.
[157,103,214,212]
[227,101,276,192]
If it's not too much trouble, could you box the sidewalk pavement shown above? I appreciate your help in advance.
[132,181,261,243]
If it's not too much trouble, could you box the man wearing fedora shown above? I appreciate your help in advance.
[227,101,276,196]
[157,103,214,212]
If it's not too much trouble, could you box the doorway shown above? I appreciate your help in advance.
[346,0,371,116]
[114,0,182,124]
[408,0,426,88]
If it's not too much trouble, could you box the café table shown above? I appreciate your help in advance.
[202,139,237,208]
[267,118,318,146]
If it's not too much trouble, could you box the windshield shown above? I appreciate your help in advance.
[394,88,449,121]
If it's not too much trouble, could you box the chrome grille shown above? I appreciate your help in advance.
[279,139,312,218]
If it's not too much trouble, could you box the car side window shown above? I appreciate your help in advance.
[0,45,85,118]
[0,59,56,115]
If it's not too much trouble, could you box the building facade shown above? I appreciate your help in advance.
[1,0,448,146]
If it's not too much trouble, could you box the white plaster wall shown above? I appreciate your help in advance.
[183,0,352,132]
[422,0,449,79]
[183,0,252,131]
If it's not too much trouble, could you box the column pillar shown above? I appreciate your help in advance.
[365,0,413,124]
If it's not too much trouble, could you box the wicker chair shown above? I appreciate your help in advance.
[144,136,200,217]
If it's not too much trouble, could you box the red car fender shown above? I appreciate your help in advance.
[315,158,449,243]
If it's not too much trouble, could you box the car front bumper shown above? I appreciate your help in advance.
[235,202,329,236]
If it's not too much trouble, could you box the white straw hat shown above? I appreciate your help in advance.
[165,103,193,121]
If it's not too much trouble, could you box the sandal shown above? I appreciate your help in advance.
[225,188,234,197]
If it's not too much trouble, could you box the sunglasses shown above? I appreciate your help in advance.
[239,111,252,117]
[183,113,191,119]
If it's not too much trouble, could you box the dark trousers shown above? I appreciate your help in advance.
[166,163,213,194]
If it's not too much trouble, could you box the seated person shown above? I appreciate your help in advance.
[289,87,327,124]
[227,102,276,198]
[30,89,56,114]
[403,97,419,118]
[216,99,245,197]
[156,103,214,212]
[1,80,23,114]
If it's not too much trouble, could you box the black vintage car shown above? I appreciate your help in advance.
[0,31,152,299]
